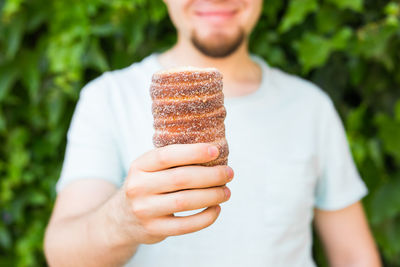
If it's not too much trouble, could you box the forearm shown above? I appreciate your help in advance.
[329,249,381,267]
[330,257,381,267]
[315,203,381,267]
[44,189,139,267]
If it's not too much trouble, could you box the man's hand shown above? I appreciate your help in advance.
[117,143,234,245]
[44,143,233,267]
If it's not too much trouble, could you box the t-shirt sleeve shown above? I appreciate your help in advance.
[56,76,124,193]
[314,98,368,210]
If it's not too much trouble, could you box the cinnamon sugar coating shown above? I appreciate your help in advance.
[152,93,224,116]
[151,67,229,166]
[150,79,222,99]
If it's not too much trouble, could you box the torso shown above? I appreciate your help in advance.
[101,54,329,267]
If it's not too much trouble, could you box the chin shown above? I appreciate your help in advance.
[195,25,242,43]
[191,27,245,58]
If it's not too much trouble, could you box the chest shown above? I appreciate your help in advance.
[119,97,320,222]
[224,107,319,225]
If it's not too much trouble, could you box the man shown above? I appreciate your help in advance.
[44,0,381,266]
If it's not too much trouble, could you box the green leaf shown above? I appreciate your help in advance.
[0,63,19,102]
[91,23,117,37]
[395,100,400,122]
[19,50,41,104]
[296,28,352,72]
[29,191,47,205]
[15,221,44,267]
[6,128,30,183]
[86,40,109,72]
[374,218,400,261]
[148,0,167,22]
[251,31,287,66]
[0,224,12,249]
[356,23,398,69]
[262,0,284,24]
[371,177,400,224]
[375,113,400,162]
[1,0,25,19]
[346,104,366,132]
[26,3,49,32]
[295,33,331,73]
[384,2,399,16]
[331,27,352,49]
[3,12,25,60]
[47,90,66,129]
[0,257,14,267]
[348,135,367,166]
[326,0,363,12]
[279,0,318,33]
[0,109,6,133]
[368,139,384,170]
[315,5,343,34]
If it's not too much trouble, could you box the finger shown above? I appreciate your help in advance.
[143,165,234,194]
[133,186,230,218]
[134,143,219,172]
[150,205,221,236]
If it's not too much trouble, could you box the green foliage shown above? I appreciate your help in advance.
[279,0,318,33]
[0,0,399,266]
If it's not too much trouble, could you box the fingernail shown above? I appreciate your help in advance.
[208,146,219,157]
[226,167,234,181]
[224,187,231,199]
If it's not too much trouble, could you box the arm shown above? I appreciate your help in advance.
[44,180,138,266]
[314,201,381,267]
[44,143,233,267]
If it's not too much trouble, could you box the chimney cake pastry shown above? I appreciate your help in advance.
[150,67,228,166]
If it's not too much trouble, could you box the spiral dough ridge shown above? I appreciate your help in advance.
[150,67,229,166]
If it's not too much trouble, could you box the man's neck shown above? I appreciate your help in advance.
[158,37,262,97]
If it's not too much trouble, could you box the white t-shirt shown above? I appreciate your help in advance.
[57,54,368,267]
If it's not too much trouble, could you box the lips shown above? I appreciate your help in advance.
[195,10,236,17]
[194,9,237,24]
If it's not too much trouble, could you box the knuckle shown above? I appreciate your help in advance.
[219,187,227,201]
[142,221,157,235]
[207,211,218,225]
[125,181,146,198]
[201,210,218,229]
[129,161,140,175]
[189,143,207,160]
[143,221,164,238]
[177,220,190,234]
[216,166,226,181]
[131,201,149,219]
[155,148,168,166]
[170,169,187,188]
[126,165,141,185]
[199,144,209,158]
[174,195,187,211]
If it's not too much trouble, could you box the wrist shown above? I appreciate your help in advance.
[90,189,140,251]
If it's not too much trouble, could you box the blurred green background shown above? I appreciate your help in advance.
[0,0,399,266]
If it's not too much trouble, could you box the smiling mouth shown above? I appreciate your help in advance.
[195,10,237,19]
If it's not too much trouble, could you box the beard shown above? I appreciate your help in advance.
[190,28,245,58]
